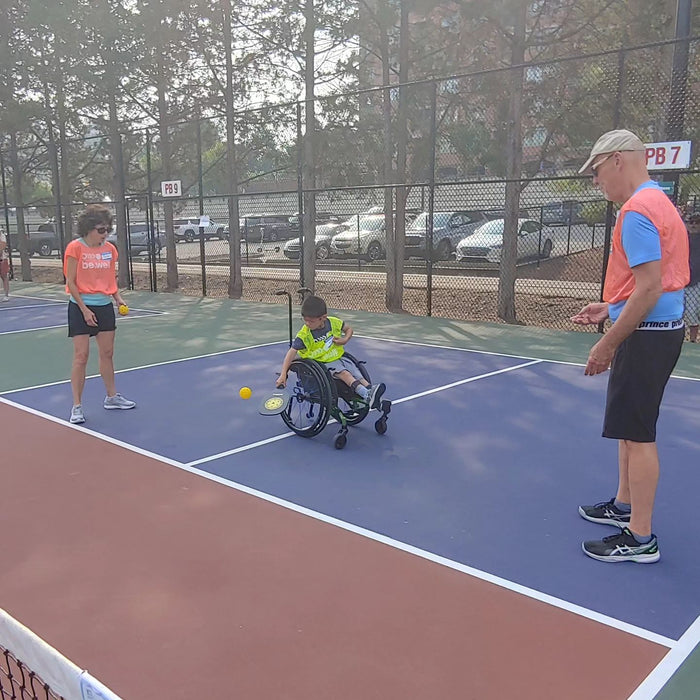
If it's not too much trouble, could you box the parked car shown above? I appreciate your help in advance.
[9,222,60,257]
[174,219,228,243]
[330,213,418,261]
[288,211,340,234]
[405,210,492,261]
[283,222,349,260]
[220,219,246,241]
[240,214,294,242]
[455,219,555,263]
[329,214,388,260]
[540,200,586,226]
[107,224,165,257]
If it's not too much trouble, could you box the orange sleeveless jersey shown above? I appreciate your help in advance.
[64,239,119,296]
[603,187,689,305]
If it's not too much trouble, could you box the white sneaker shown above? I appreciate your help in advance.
[103,393,136,410]
[70,405,85,424]
[0,295,9,303]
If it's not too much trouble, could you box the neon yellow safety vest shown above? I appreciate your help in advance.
[296,316,345,362]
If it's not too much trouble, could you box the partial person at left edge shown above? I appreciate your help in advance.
[64,204,136,424]
[0,226,10,302]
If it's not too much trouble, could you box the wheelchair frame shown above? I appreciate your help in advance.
[272,289,391,450]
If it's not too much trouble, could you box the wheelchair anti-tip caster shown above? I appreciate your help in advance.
[334,428,348,450]
[374,399,391,435]
[374,417,387,434]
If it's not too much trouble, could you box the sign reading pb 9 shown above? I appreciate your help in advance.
[645,141,692,171]
[161,180,182,197]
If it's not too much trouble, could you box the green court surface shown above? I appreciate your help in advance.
[2,281,700,700]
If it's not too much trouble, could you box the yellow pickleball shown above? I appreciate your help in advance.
[118,304,129,316]
[239,387,252,400]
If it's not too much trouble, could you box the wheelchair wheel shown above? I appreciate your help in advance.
[334,352,371,426]
[281,359,334,437]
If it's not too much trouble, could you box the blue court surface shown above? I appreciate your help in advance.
[5,336,700,643]
[0,294,163,333]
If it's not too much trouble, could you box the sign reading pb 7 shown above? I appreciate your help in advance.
[645,141,692,170]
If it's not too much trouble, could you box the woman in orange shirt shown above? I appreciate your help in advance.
[64,204,136,424]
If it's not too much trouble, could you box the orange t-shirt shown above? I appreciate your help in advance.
[64,238,118,296]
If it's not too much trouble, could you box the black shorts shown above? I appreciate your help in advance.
[68,301,116,337]
[603,327,684,442]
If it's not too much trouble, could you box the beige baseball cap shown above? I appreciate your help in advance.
[578,129,646,174]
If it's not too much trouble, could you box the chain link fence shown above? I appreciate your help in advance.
[2,38,699,333]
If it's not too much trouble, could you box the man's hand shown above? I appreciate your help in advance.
[276,373,287,388]
[585,338,615,376]
[571,302,609,325]
[332,336,346,345]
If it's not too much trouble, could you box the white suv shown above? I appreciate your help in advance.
[174,219,227,243]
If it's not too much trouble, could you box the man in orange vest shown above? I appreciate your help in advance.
[572,129,689,563]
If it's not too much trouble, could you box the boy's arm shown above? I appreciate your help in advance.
[277,347,298,386]
[333,323,353,345]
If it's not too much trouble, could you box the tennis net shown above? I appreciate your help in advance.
[0,608,122,700]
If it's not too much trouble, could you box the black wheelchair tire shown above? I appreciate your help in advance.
[281,359,333,437]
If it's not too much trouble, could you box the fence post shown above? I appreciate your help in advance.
[296,102,305,288]
[0,150,13,279]
[125,198,135,290]
[145,130,157,293]
[196,119,207,296]
[426,80,438,317]
[47,127,65,262]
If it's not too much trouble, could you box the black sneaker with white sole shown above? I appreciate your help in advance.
[578,498,630,528]
[368,383,386,410]
[582,528,659,563]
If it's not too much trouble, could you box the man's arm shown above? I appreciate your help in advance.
[584,260,662,375]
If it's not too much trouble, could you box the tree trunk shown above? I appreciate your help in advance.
[56,71,73,244]
[107,89,129,288]
[301,0,317,293]
[380,21,394,311]
[9,132,30,281]
[223,0,242,299]
[157,55,178,290]
[498,0,526,324]
[42,68,65,262]
[387,0,409,313]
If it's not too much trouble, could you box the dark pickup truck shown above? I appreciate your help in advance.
[9,223,61,257]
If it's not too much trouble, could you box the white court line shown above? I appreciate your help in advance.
[11,293,65,303]
[627,615,700,700]
[0,393,677,651]
[0,310,168,337]
[0,302,66,311]
[357,334,700,382]
[187,359,543,467]
[0,339,287,394]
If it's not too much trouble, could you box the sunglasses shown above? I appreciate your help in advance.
[96,226,112,234]
[590,152,615,176]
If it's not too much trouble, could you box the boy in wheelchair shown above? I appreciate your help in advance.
[276,295,386,409]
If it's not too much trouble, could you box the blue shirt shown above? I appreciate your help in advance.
[608,182,685,323]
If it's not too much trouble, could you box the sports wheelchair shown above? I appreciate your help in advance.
[259,289,391,450]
